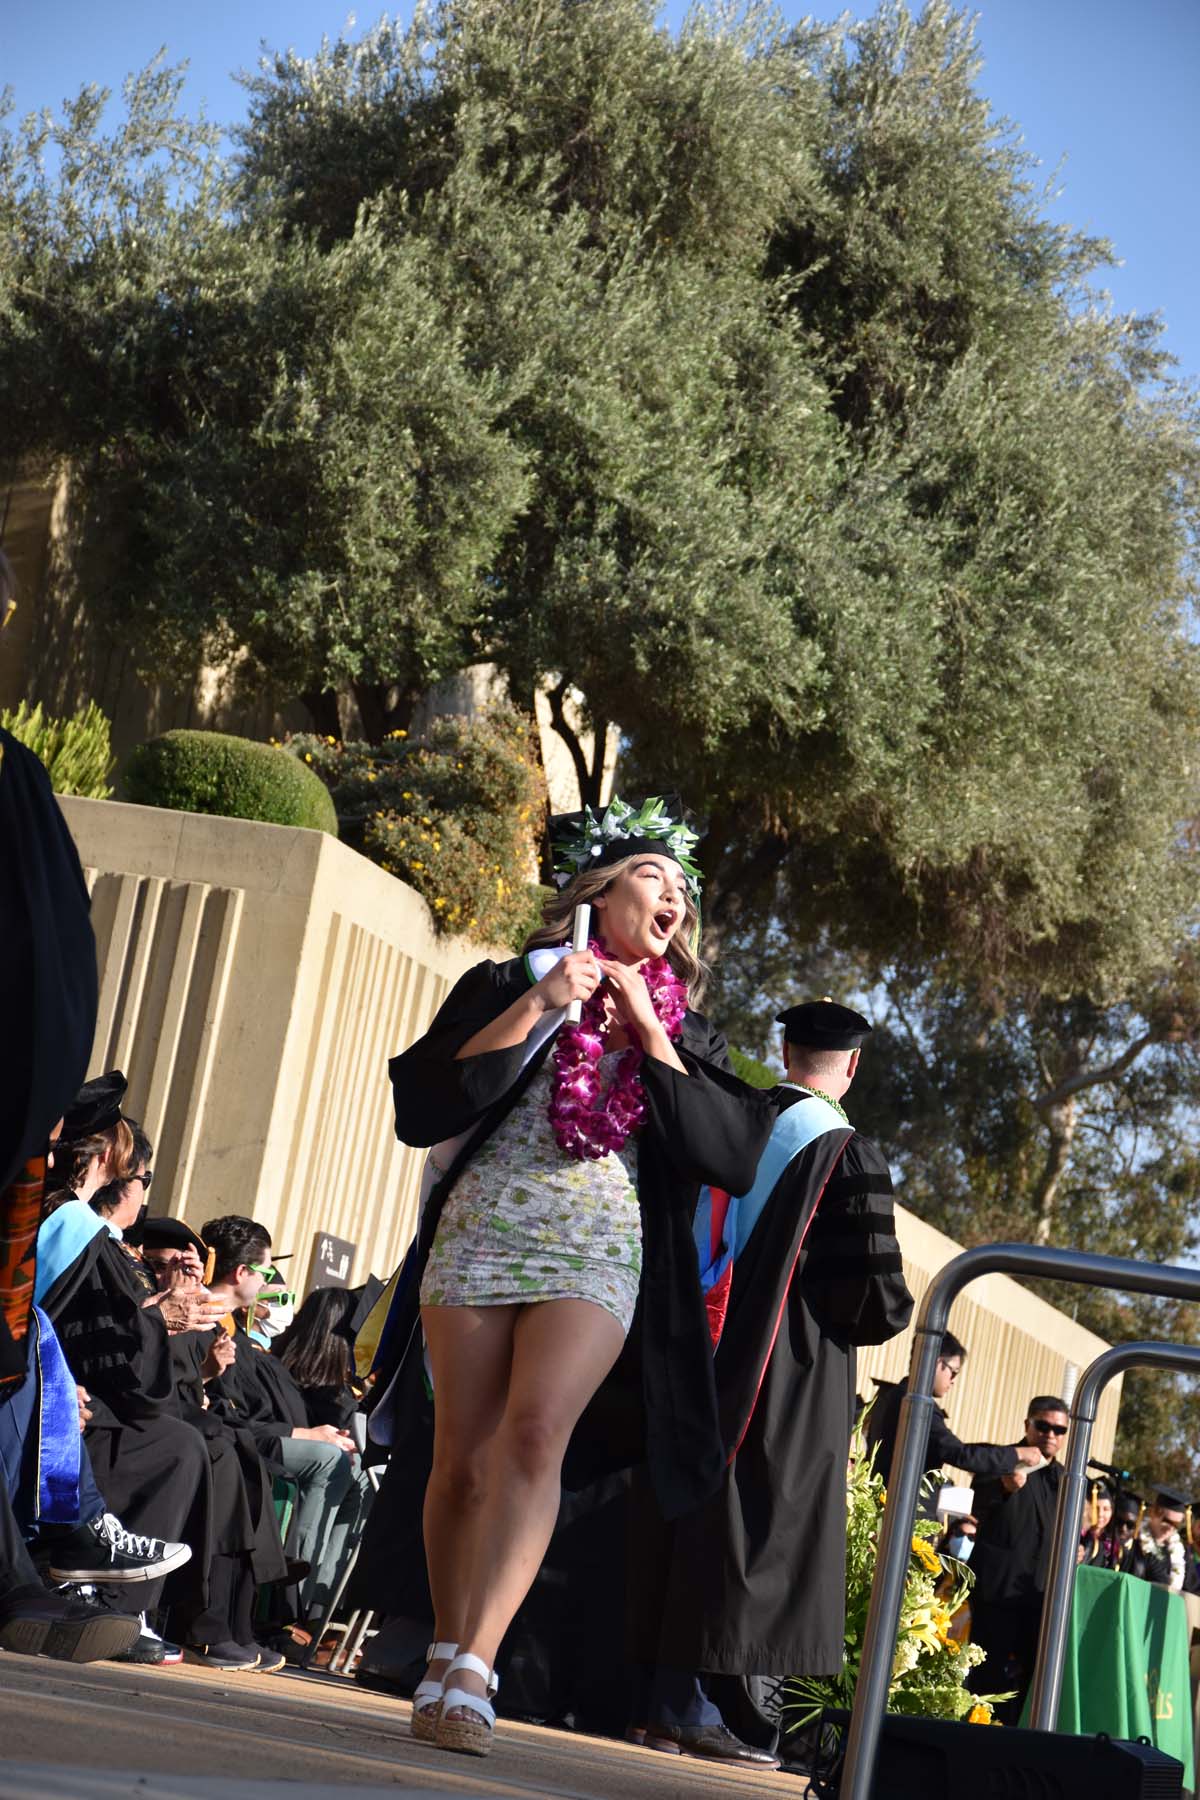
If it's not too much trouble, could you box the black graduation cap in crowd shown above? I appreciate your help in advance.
[349,1274,387,1338]
[1152,1486,1192,1514]
[126,1215,207,1259]
[777,1000,873,1052]
[61,1069,127,1139]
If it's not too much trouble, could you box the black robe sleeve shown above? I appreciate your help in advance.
[388,960,538,1148]
[800,1134,914,1345]
[638,1019,775,1197]
[928,1414,1021,1479]
[50,1238,176,1426]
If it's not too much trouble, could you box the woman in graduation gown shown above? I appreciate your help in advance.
[37,1090,273,1665]
[365,798,771,1756]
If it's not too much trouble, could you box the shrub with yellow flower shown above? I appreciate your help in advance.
[284,703,547,945]
[783,1414,1012,1744]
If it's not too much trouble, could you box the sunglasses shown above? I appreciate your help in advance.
[128,1170,153,1191]
[937,1360,961,1381]
[1031,1419,1068,1435]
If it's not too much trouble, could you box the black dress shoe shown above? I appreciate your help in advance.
[644,1722,781,1766]
[0,1583,141,1664]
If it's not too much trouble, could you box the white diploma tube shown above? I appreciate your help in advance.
[565,902,592,1024]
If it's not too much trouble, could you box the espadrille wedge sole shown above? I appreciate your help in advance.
[436,1651,498,1757]
[411,1639,459,1743]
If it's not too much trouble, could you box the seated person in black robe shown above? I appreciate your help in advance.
[39,1094,276,1671]
[273,1288,367,1434]
[201,1215,356,1624]
[628,1000,914,1762]
[133,1215,291,1650]
[865,1330,1043,1517]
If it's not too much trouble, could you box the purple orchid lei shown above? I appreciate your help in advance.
[548,937,689,1161]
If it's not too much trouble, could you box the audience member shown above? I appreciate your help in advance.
[274,1289,365,1433]
[38,1082,269,1670]
[202,1216,356,1622]
[1122,1488,1188,1591]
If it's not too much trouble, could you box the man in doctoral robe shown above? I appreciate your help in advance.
[628,1000,915,1760]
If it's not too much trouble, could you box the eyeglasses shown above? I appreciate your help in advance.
[1031,1419,1068,1435]
[937,1360,961,1381]
[128,1170,153,1191]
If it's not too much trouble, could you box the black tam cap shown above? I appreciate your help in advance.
[61,1070,128,1139]
[126,1215,206,1259]
[1153,1486,1191,1513]
[776,1001,873,1052]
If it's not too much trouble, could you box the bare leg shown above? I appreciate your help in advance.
[419,1305,518,1701]
[447,1298,626,1711]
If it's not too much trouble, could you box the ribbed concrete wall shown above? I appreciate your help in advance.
[60,796,490,1294]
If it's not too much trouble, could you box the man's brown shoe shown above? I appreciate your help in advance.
[644,1723,780,1766]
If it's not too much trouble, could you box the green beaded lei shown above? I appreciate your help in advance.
[790,1082,850,1125]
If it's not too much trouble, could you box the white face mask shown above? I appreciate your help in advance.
[248,1292,294,1346]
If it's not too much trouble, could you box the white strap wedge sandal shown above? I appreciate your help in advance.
[411,1640,458,1743]
[436,1651,499,1757]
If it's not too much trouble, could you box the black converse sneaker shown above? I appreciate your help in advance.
[46,1513,193,1584]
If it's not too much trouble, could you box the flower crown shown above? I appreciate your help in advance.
[549,795,703,899]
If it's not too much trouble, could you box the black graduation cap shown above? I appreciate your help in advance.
[61,1069,127,1139]
[1152,1486,1191,1514]
[349,1274,386,1338]
[776,1000,873,1051]
[126,1215,207,1259]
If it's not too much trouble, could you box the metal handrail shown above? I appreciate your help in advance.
[1028,1340,1200,1729]
[840,1243,1200,1800]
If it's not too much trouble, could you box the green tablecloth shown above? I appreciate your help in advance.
[1020,1562,1193,1786]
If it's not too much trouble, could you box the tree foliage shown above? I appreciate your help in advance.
[1,0,1197,1005]
[4,0,1200,1478]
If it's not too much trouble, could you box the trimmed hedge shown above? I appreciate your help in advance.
[1,700,115,798]
[123,729,338,835]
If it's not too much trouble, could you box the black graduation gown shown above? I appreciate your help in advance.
[371,955,773,1519]
[865,1378,1021,1518]
[629,1103,914,1679]
[170,1331,289,1586]
[207,1324,309,1467]
[350,957,772,1639]
[41,1233,216,1613]
[967,1457,1063,1717]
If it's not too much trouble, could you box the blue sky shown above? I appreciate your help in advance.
[6,0,1198,382]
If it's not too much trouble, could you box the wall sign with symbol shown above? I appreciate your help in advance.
[310,1231,357,1291]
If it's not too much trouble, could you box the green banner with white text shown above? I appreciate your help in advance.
[1021,1562,1192,1787]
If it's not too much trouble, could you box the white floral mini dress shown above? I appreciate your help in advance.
[419,1054,643,1332]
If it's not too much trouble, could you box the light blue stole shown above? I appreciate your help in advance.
[694,1090,848,1292]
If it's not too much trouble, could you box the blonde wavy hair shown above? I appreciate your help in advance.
[522,853,708,1002]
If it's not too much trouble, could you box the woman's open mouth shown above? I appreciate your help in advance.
[651,908,678,939]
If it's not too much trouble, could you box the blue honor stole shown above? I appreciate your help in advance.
[695,1090,849,1301]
